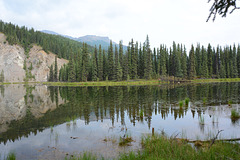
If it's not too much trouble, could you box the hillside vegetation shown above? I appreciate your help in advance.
[0,20,94,60]
[0,21,240,83]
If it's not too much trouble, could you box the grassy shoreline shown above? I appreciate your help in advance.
[66,134,240,160]
[2,80,167,86]
[192,78,240,83]
[118,135,240,160]
[1,78,240,86]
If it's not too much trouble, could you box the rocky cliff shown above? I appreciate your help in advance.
[0,33,68,82]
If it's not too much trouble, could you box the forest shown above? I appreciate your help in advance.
[57,37,240,82]
[0,21,240,82]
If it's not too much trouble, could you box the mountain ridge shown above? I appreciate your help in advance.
[41,30,127,51]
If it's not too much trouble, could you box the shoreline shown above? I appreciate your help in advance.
[1,78,240,86]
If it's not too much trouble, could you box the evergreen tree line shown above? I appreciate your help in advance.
[0,21,94,59]
[0,21,239,81]
[48,56,58,82]
[58,37,240,82]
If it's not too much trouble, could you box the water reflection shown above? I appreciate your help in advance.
[0,83,240,159]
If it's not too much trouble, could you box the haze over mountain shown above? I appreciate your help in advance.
[41,30,127,51]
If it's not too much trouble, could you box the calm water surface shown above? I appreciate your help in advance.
[0,83,240,159]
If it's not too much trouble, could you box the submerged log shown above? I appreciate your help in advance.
[178,137,240,143]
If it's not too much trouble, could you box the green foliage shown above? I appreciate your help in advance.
[228,100,232,106]
[120,135,240,160]
[49,64,54,82]
[108,40,114,80]
[98,45,103,81]
[231,109,240,120]
[6,152,16,160]
[1,21,240,83]
[139,109,144,118]
[23,59,27,70]
[82,43,89,82]
[119,134,133,146]
[68,59,76,82]
[185,97,190,106]
[122,54,129,80]
[201,46,209,78]
[131,40,138,79]
[0,70,4,82]
[143,35,152,79]
[116,62,123,81]
[179,100,183,108]
[181,46,188,78]
[66,152,98,160]
[203,97,207,105]
[207,44,213,76]
[91,53,98,81]
[54,56,58,82]
[189,45,196,79]
[0,20,94,61]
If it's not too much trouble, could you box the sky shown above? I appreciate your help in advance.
[0,0,239,50]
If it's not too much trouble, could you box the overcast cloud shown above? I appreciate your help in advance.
[0,0,239,49]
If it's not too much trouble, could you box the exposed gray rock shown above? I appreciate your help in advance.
[0,33,68,82]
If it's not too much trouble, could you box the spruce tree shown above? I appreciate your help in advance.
[122,54,129,80]
[175,43,183,77]
[237,45,240,77]
[131,40,138,79]
[188,45,196,79]
[82,43,89,82]
[225,47,230,78]
[114,45,119,81]
[215,47,220,78]
[108,40,114,80]
[91,53,98,81]
[68,58,76,82]
[0,70,4,82]
[153,48,157,77]
[94,45,98,71]
[76,53,82,81]
[195,44,201,76]
[54,56,58,82]
[98,45,103,81]
[119,41,123,68]
[232,44,238,78]
[103,50,108,80]
[127,43,132,79]
[160,45,167,76]
[164,46,169,76]
[138,43,144,78]
[201,46,209,78]
[116,61,123,81]
[181,46,187,78]
[207,44,213,76]
[49,64,54,82]
[219,47,226,78]
[157,47,161,76]
[169,48,174,76]
[144,35,152,79]
[228,46,234,78]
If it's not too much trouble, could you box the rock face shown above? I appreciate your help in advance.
[0,33,68,82]
[0,33,26,82]
[27,45,68,82]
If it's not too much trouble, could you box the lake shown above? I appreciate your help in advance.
[0,83,240,159]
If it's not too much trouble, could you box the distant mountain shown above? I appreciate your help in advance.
[41,30,127,51]
[41,30,60,35]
